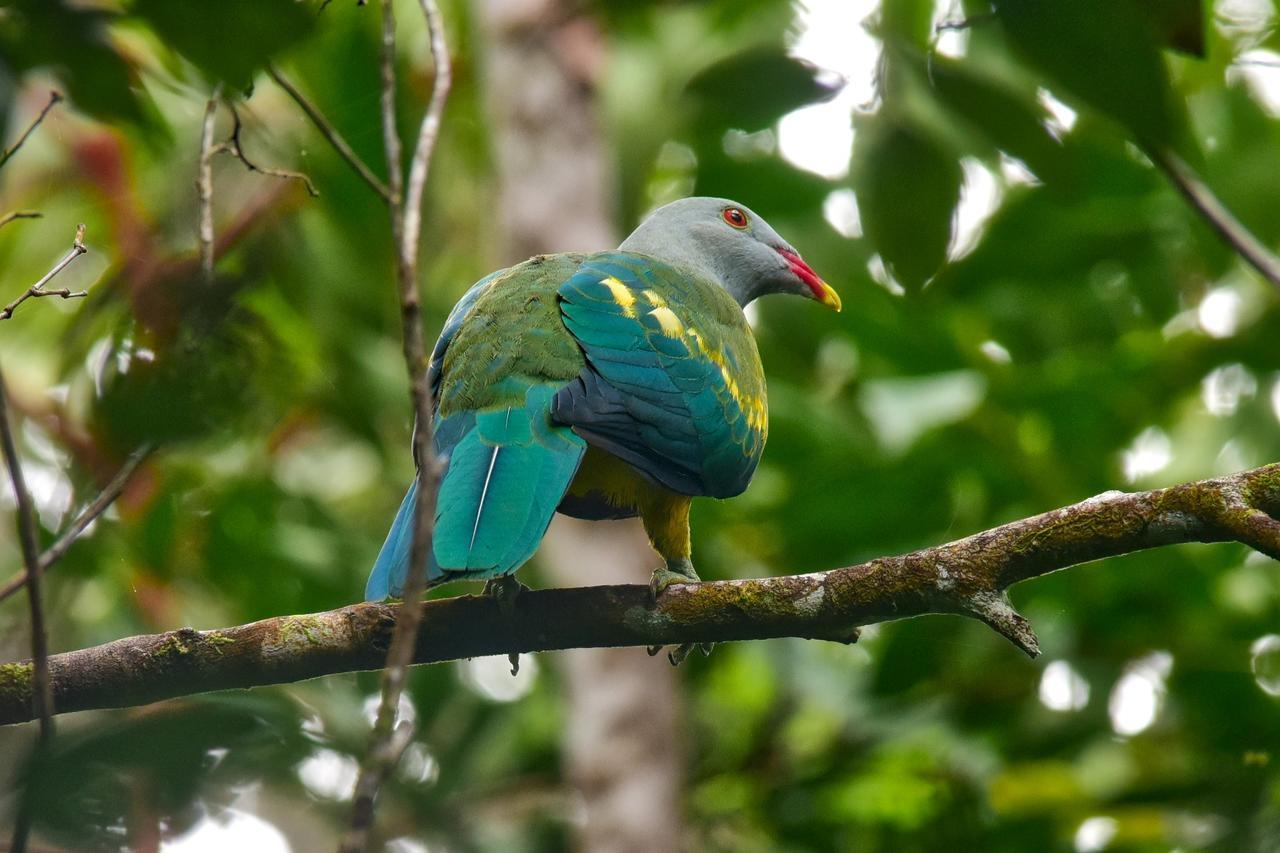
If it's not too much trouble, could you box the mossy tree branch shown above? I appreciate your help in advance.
[2,462,1278,727]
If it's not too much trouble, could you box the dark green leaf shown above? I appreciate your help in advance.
[131,0,316,90]
[876,0,936,47]
[994,0,1185,148]
[927,55,1074,187]
[0,0,157,128]
[684,49,840,132]
[851,113,962,291]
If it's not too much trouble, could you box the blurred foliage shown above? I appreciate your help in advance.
[1,0,1279,851]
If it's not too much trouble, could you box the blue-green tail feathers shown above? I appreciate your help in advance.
[365,476,425,600]
[365,386,585,600]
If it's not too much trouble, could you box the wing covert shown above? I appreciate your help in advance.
[552,253,767,498]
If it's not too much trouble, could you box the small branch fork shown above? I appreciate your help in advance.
[0,91,62,171]
[0,211,41,232]
[0,444,154,603]
[3,462,1278,729]
[214,101,320,198]
[265,63,393,203]
[340,1,451,850]
[0,213,93,851]
[195,87,318,284]
[0,224,89,321]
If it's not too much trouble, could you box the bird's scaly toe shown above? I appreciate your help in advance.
[648,557,701,602]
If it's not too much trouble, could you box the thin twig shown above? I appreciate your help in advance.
[1,365,53,853]
[935,12,995,33]
[216,101,320,197]
[401,0,452,273]
[0,91,62,172]
[197,85,223,284]
[341,2,450,850]
[1151,146,1280,291]
[0,212,41,231]
[265,63,393,202]
[1234,57,1280,68]
[0,224,89,321]
[0,371,54,739]
[0,444,154,603]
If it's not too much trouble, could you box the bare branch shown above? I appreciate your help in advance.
[342,0,419,845]
[342,2,451,849]
[3,462,1279,729]
[0,444,154,603]
[0,91,62,172]
[216,101,320,197]
[0,212,42,231]
[934,12,995,33]
[0,371,54,742]
[265,63,393,203]
[0,224,89,321]
[401,0,452,273]
[197,86,223,284]
[1151,146,1280,292]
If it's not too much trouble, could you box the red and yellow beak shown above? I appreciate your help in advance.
[778,248,841,312]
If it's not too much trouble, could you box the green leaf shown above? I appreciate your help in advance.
[994,0,1185,149]
[21,695,310,849]
[0,0,157,128]
[684,49,839,132]
[927,55,1074,186]
[131,0,316,90]
[851,113,962,291]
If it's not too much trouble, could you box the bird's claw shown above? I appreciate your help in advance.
[666,641,715,666]
[483,576,529,677]
[648,558,701,602]
[482,575,529,618]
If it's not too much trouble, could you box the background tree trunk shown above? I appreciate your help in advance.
[478,2,685,850]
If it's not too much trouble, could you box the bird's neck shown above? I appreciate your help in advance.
[616,235,755,308]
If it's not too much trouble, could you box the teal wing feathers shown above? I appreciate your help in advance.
[432,386,585,575]
[365,256,589,599]
[551,252,768,498]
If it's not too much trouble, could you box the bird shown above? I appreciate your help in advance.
[365,196,839,603]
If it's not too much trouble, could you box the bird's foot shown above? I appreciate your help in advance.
[482,575,529,676]
[647,558,712,665]
[648,557,701,601]
[482,574,530,613]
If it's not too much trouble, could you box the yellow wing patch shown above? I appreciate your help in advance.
[601,277,636,317]
[648,305,685,337]
[641,289,668,309]
[684,329,767,434]
[605,282,767,435]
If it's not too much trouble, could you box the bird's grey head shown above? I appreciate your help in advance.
[618,196,840,311]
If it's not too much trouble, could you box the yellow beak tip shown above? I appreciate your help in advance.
[819,281,842,312]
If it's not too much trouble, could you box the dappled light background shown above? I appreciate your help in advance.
[1,0,1279,850]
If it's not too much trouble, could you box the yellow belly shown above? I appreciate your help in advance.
[565,446,692,561]
[566,446,648,513]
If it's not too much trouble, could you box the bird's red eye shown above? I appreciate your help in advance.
[722,207,749,229]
